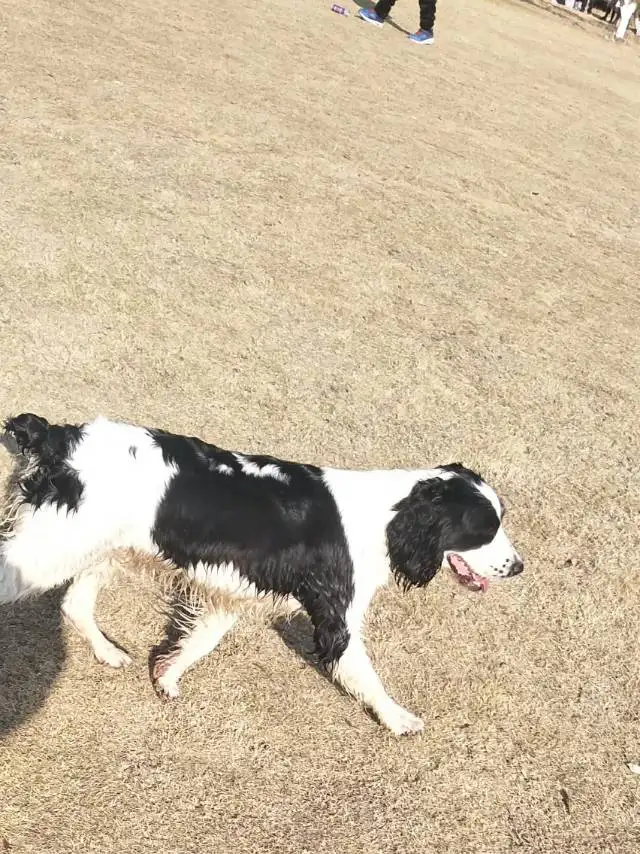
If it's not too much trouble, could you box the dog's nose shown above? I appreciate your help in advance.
[508,558,524,577]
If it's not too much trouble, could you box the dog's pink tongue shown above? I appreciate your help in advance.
[449,555,489,593]
[475,575,489,593]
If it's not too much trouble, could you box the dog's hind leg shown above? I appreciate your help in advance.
[61,559,131,668]
[152,608,238,699]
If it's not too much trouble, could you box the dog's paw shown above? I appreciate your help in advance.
[95,643,132,669]
[381,703,424,736]
[154,675,180,700]
[151,654,181,699]
[151,653,178,681]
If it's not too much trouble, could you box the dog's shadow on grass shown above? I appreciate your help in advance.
[273,612,381,725]
[350,0,411,35]
[273,612,322,672]
[0,590,66,737]
[0,434,67,736]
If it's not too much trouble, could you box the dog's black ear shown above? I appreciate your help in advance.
[386,478,447,590]
[3,413,51,456]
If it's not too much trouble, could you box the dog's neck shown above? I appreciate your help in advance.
[322,467,445,516]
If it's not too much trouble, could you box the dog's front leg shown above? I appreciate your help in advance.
[331,634,424,736]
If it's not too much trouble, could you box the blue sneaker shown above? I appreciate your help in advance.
[358,8,385,26]
[408,29,435,44]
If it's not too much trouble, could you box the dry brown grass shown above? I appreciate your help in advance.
[1,0,639,851]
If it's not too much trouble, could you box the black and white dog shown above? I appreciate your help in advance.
[0,414,523,735]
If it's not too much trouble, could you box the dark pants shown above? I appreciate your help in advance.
[374,0,437,30]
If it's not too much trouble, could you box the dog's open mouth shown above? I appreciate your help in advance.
[447,554,489,593]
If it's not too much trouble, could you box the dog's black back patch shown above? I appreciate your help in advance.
[148,429,354,663]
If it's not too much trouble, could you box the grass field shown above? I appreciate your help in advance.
[1,1,639,852]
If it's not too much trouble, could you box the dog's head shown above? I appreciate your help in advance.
[386,464,522,592]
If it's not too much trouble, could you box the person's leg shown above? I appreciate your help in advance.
[607,0,621,21]
[374,0,398,18]
[616,1,637,38]
[408,0,436,41]
[359,0,396,24]
[418,0,437,31]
